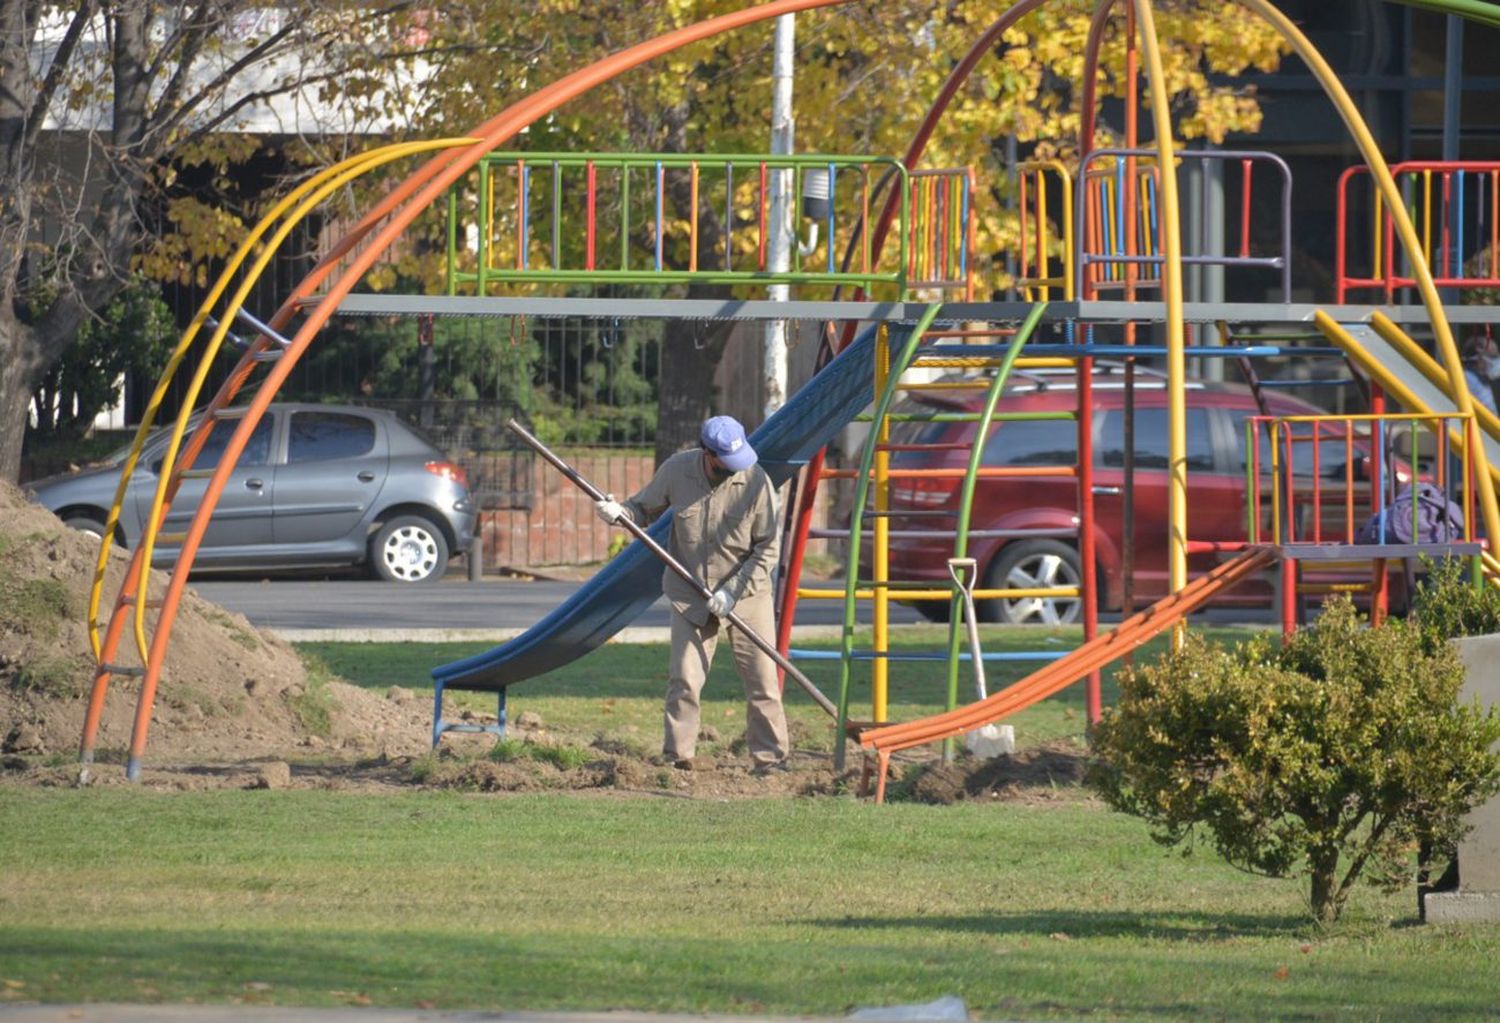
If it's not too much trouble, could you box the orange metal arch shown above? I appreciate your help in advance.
[116,0,864,777]
[81,140,475,773]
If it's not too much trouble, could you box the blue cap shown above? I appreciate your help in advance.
[701,415,757,471]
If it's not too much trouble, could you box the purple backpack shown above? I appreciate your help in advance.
[1354,482,1465,545]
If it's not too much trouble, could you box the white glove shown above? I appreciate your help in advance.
[706,588,736,617]
[594,495,625,525]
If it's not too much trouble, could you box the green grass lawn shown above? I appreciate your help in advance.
[297,625,1265,756]
[1,789,1497,1019]
[4,626,1497,1019]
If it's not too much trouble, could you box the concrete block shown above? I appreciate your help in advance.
[1422,889,1500,924]
[1438,636,1500,902]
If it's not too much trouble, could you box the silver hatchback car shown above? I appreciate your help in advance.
[26,403,476,583]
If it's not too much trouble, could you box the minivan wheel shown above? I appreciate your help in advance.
[371,515,449,583]
[913,599,952,623]
[980,539,1082,625]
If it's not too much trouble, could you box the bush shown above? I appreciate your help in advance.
[1090,598,1500,924]
[1411,556,1500,647]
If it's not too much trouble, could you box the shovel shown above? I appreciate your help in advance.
[948,557,1014,758]
[507,418,837,718]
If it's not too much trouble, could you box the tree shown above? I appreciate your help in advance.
[27,272,173,439]
[358,0,1288,460]
[0,1,432,482]
[1090,597,1500,924]
[2,1,1290,482]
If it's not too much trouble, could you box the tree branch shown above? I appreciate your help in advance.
[165,63,390,150]
[150,20,306,146]
[22,0,99,151]
[149,2,220,108]
[1333,812,1394,910]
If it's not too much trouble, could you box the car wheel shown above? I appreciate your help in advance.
[371,515,449,583]
[63,515,109,539]
[979,539,1082,625]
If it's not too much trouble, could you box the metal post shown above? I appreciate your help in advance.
[1004,134,1018,300]
[764,13,795,418]
[418,314,436,429]
[1202,151,1225,382]
[1442,15,1464,303]
[468,527,484,582]
[1443,17,1463,165]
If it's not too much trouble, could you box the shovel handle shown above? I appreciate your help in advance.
[506,418,838,718]
[947,557,988,701]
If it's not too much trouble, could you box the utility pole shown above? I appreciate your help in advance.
[764,13,794,419]
[1442,16,1463,305]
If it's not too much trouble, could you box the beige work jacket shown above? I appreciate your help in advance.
[622,449,780,626]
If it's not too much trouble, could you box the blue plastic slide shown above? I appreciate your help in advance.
[432,323,887,693]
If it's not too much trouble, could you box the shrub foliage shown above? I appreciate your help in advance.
[1090,598,1500,923]
[1410,556,1500,647]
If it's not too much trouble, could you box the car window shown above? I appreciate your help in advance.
[981,418,1078,467]
[1226,409,1355,479]
[288,412,376,463]
[886,400,958,467]
[151,416,273,473]
[1097,407,1216,471]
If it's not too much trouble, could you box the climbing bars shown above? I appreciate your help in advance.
[445,153,975,297]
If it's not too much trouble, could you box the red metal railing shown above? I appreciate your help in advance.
[1336,161,1500,303]
[1245,412,1475,547]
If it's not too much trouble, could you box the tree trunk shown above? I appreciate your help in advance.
[652,285,734,466]
[0,318,41,482]
[1308,845,1343,924]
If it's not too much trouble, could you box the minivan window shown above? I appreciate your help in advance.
[1226,409,1354,479]
[288,412,376,463]
[888,400,958,467]
[981,418,1077,467]
[1097,407,1216,471]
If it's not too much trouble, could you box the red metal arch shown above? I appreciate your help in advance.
[775,0,1049,666]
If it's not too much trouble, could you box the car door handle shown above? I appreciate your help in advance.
[1091,485,1122,495]
[357,471,377,482]
[245,477,264,490]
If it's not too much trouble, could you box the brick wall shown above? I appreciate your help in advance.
[477,451,843,572]
[480,453,656,569]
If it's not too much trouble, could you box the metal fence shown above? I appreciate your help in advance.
[106,291,835,568]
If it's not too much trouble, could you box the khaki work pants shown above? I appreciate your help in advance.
[664,591,788,766]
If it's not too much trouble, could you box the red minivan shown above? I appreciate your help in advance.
[875,364,1374,623]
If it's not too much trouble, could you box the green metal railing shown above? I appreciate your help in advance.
[444,152,975,296]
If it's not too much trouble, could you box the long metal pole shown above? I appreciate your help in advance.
[1133,0,1189,620]
[506,418,837,717]
[764,13,795,418]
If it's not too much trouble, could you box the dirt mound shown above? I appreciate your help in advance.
[901,739,1094,805]
[409,737,845,798]
[0,480,429,775]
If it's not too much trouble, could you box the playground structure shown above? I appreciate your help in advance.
[69,0,1500,794]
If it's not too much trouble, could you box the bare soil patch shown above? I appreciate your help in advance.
[896,738,1096,806]
[0,480,1091,803]
[0,480,431,782]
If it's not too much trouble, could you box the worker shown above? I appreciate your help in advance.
[1462,332,1500,415]
[594,415,789,774]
